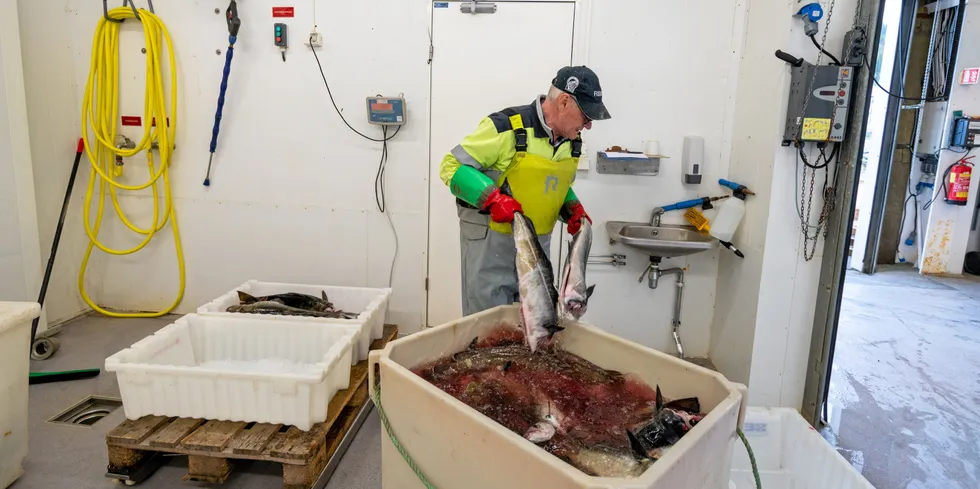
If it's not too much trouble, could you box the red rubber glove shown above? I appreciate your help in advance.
[482,188,523,223]
[565,202,591,235]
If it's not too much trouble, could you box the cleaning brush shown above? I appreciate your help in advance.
[684,208,711,235]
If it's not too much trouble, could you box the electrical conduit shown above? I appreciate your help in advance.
[79,6,185,317]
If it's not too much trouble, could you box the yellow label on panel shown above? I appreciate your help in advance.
[801,118,832,141]
[957,191,969,198]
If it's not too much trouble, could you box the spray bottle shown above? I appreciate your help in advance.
[711,179,755,257]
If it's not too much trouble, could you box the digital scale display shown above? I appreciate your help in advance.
[366,97,406,126]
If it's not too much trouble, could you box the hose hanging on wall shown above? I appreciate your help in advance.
[78,5,185,317]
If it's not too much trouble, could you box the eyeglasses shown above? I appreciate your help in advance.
[569,96,592,123]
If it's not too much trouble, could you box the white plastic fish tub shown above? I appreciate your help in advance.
[197,280,391,364]
[730,408,874,489]
[369,305,748,489]
[105,314,357,431]
[0,302,40,489]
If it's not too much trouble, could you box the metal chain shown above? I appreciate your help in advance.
[798,0,839,261]
[798,0,838,129]
[802,156,820,260]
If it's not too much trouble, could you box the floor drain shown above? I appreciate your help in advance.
[48,395,122,426]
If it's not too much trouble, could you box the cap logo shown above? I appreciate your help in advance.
[594,90,602,98]
[565,76,580,93]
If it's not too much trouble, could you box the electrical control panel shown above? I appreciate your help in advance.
[951,116,980,148]
[918,101,949,155]
[782,64,855,145]
[366,97,406,126]
[274,23,287,47]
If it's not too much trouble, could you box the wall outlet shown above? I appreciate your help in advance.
[308,31,323,47]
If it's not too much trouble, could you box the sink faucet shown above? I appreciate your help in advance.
[650,207,665,227]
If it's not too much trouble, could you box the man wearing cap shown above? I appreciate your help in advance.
[440,66,611,316]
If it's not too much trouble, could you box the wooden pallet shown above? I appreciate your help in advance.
[106,325,397,489]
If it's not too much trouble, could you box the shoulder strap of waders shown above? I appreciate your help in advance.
[509,113,528,153]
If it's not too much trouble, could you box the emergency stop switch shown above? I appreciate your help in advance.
[275,23,287,62]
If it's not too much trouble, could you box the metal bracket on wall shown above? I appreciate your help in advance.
[595,152,661,176]
[461,1,497,14]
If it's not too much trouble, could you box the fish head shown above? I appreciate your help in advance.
[524,421,556,443]
[526,320,564,353]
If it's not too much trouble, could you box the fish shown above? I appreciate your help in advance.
[235,290,349,315]
[226,300,357,319]
[626,386,701,460]
[566,447,650,478]
[558,217,595,321]
[501,180,563,353]
[664,397,701,413]
[524,393,567,444]
[525,421,557,443]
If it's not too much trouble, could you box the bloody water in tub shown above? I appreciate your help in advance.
[411,324,662,472]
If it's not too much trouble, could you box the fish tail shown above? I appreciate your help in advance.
[499,178,514,197]
[237,291,259,304]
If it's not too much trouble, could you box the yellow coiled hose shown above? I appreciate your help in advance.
[79,7,184,317]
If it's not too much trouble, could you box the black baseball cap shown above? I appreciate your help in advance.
[552,66,611,121]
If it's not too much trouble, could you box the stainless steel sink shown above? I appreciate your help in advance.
[606,221,716,258]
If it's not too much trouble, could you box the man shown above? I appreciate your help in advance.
[440,66,611,316]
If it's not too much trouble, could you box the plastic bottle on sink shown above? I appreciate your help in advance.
[709,194,745,243]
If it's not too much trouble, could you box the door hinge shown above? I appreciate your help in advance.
[424,277,429,291]
[461,1,497,14]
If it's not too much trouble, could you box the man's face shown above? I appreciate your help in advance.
[552,93,593,140]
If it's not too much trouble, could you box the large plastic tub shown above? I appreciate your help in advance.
[0,302,40,489]
[730,408,873,489]
[369,305,748,489]
[105,314,356,430]
[197,280,391,364]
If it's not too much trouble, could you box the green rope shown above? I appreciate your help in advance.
[374,376,437,489]
[736,427,762,489]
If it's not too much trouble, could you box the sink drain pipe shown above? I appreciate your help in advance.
[644,257,685,357]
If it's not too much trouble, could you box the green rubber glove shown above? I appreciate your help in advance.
[449,165,497,208]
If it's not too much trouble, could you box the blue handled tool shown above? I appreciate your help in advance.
[203,0,241,187]
[719,179,755,199]
[661,196,729,212]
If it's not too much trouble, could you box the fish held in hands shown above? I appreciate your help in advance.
[502,180,563,353]
[559,217,596,321]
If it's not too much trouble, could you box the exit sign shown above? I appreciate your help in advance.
[961,68,980,85]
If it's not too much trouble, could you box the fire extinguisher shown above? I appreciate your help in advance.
[945,156,975,206]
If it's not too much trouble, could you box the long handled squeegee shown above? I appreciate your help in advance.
[203,0,241,186]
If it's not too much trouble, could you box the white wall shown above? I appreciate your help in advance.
[571,0,746,356]
[1,0,46,329]
[922,6,980,275]
[19,0,432,331]
[712,0,860,408]
[17,1,92,326]
[17,0,752,355]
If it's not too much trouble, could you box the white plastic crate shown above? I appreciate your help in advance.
[369,305,749,489]
[0,302,40,489]
[730,408,874,489]
[105,314,356,431]
[197,280,391,364]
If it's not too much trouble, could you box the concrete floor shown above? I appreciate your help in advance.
[827,264,980,489]
[14,314,381,489]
